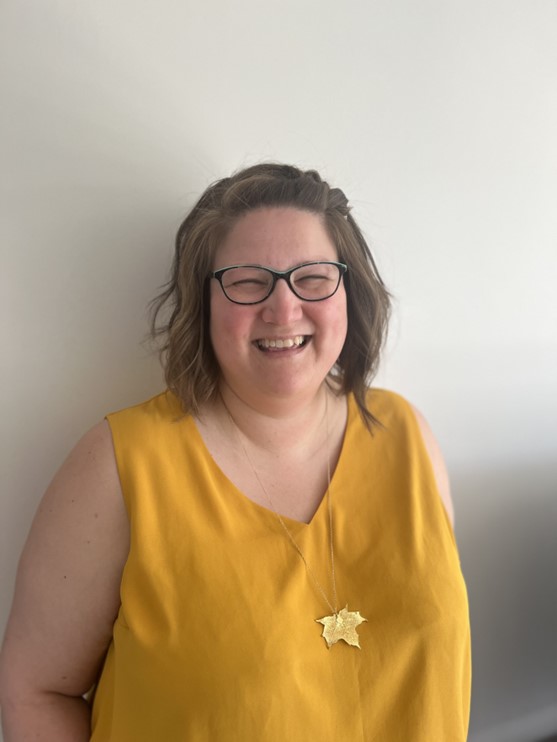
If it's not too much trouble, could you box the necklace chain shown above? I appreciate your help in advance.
[222,390,339,616]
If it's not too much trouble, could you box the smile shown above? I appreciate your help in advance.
[255,335,308,350]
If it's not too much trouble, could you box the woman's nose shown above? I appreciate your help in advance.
[260,278,303,324]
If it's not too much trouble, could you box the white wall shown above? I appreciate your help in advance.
[1,1,556,739]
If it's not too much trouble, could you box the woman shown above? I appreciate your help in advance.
[0,164,471,740]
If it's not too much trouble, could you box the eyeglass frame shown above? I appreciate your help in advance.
[210,261,348,305]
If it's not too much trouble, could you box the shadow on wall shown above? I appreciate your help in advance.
[453,460,557,742]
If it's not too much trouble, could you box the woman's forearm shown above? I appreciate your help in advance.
[1,691,91,741]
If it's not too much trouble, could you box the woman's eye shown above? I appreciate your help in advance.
[297,274,330,284]
[228,278,267,288]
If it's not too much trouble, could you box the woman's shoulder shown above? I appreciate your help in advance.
[105,390,203,476]
[106,389,181,420]
[105,390,187,439]
[361,387,455,527]
[363,386,416,424]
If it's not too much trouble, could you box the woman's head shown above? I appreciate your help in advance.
[151,163,391,427]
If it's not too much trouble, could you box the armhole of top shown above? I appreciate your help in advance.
[402,397,459,548]
[104,413,132,521]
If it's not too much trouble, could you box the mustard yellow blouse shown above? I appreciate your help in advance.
[91,389,471,740]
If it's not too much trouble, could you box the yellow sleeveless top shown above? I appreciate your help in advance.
[91,389,471,741]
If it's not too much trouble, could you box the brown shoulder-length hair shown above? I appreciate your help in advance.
[150,163,391,428]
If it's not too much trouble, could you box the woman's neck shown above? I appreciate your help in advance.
[215,381,340,457]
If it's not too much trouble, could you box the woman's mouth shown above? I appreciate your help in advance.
[255,335,309,351]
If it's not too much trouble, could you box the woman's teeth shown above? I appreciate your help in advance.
[257,335,306,350]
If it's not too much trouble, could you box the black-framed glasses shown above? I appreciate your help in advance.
[210,261,348,305]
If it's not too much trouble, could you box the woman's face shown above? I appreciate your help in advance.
[209,207,348,408]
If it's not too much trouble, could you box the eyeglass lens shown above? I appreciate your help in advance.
[220,263,343,304]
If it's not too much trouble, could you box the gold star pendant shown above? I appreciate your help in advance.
[316,606,367,648]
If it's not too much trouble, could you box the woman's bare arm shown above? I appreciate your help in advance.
[0,420,129,741]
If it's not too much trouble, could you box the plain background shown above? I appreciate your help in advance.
[1,1,556,740]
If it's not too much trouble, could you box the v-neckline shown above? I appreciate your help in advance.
[189,395,353,528]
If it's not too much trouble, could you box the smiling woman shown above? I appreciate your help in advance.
[148,164,391,428]
[209,208,349,411]
[0,163,471,741]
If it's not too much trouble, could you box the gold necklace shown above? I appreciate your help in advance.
[222,390,367,649]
